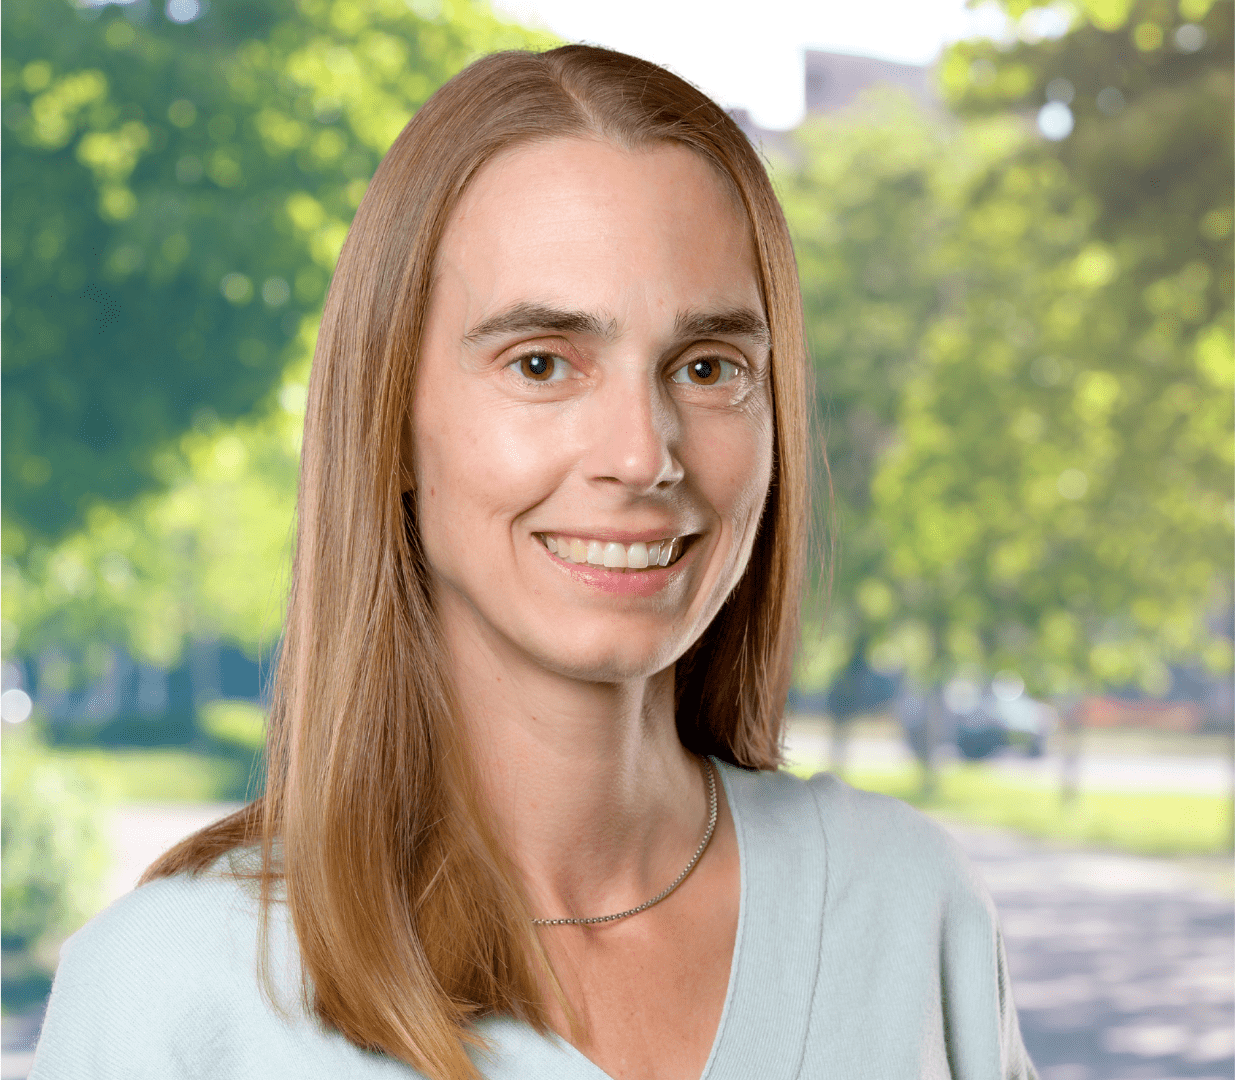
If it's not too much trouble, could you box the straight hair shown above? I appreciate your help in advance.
[146,44,813,1080]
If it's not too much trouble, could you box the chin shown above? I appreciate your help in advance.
[529,623,691,684]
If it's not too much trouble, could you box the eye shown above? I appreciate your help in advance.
[512,352,570,382]
[670,357,739,386]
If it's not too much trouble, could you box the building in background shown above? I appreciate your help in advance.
[803,49,937,114]
[731,48,938,156]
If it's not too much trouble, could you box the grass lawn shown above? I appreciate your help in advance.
[42,746,261,803]
[14,720,1231,857]
[786,761,1234,857]
[8,701,267,803]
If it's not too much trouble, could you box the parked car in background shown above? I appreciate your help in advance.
[896,673,1057,762]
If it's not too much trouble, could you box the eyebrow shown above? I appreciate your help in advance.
[463,301,772,349]
[463,303,618,344]
[674,307,771,348]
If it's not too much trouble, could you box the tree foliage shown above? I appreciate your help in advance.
[784,0,1232,698]
[779,96,1020,690]
[2,0,551,675]
[2,0,552,542]
[868,0,1233,694]
[1,733,109,950]
[3,347,306,673]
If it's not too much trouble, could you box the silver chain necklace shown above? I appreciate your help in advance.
[531,759,719,927]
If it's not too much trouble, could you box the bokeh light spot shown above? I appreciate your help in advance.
[167,0,201,24]
[1037,101,1073,140]
[2,688,33,724]
[1057,468,1088,500]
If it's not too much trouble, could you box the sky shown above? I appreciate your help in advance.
[490,0,1014,130]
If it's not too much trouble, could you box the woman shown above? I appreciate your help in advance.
[32,45,1036,1080]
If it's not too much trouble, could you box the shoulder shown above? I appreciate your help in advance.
[806,771,986,895]
[724,763,992,918]
[32,855,307,1079]
[719,766,1036,1076]
[57,855,272,991]
[794,771,1006,973]
[796,775,1035,1077]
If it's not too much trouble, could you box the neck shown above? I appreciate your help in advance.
[439,603,706,921]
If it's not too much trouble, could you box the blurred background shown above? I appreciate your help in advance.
[1,0,1232,1076]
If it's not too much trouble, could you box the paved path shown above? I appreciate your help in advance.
[943,823,1234,1080]
[103,801,245,905]
[783,728,1235,795]
[4,805,1232,1079]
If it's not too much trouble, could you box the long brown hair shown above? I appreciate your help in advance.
[146,44,811,1079]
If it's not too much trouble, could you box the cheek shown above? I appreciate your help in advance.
[413,387,570,551]
[683,402,774,536]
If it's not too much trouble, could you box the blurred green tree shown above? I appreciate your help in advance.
[2,0,552,675]
[779,96,945,696]
[2,0,552,545]
[867,0,1233,695]
[780,96,1023,697]
[1,733,110,955]
[2,352,305,673]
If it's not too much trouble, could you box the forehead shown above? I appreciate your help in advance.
[432,137,762,327]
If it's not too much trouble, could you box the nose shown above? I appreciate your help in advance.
[580,369,684,494]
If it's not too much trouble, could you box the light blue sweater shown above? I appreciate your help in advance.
[31,762,1036,1078]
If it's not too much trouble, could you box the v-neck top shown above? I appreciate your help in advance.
[31,762,1037,1079]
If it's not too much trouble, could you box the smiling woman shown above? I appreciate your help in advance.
[414,136,777,688]
[30,46,1035,1080]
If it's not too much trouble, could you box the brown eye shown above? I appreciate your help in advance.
[670,357,738,387]
[516,353,565,382]
[690,359,718,385]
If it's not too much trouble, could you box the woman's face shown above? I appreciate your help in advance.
[412,137,773,682]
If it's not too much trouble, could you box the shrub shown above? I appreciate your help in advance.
[1,734,111,952]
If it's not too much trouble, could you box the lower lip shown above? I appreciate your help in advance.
[540,542,693,596]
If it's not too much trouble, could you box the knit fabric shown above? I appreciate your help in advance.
[31,762,1036,1079]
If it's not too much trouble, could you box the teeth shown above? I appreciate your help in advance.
[538,533,687,570]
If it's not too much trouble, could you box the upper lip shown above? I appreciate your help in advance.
[533,527,697,544]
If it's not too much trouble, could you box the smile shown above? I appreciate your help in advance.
[536,534,687,571]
